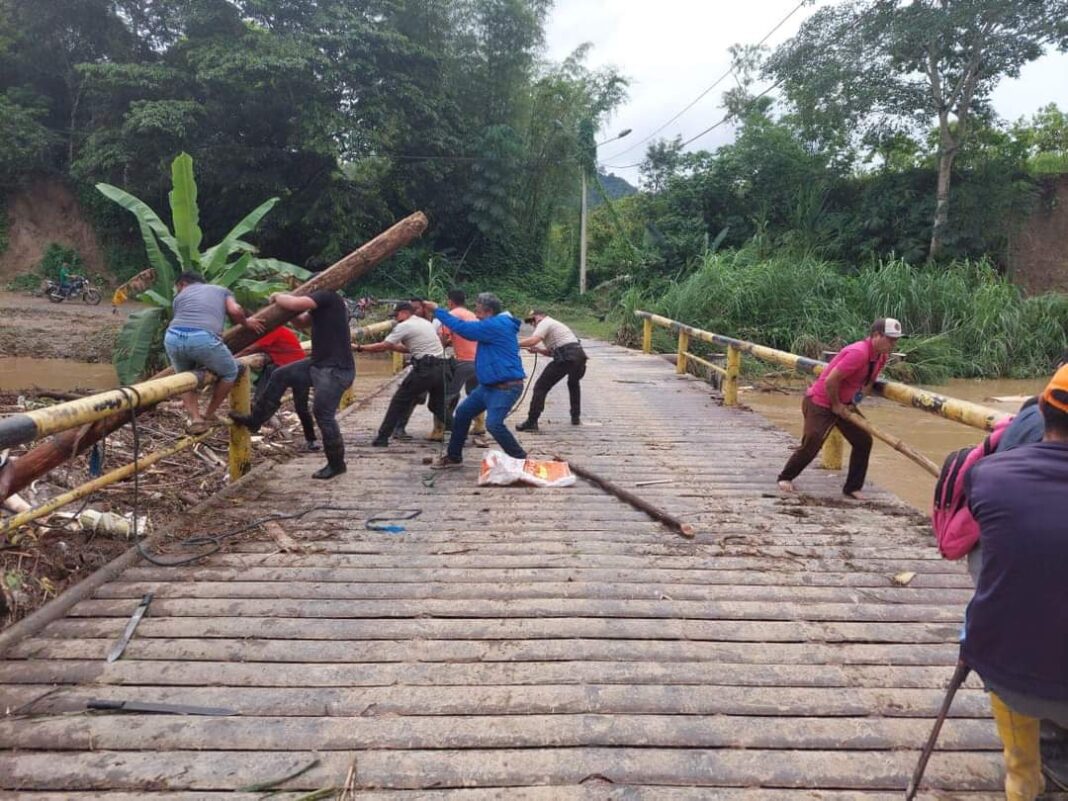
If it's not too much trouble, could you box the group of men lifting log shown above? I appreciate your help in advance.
[163,273,588,480]
[164,272,1066,800]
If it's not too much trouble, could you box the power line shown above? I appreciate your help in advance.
[599,0,809,164]
[599,76,786,171]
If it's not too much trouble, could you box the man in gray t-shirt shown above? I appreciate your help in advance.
[164,272,263,433]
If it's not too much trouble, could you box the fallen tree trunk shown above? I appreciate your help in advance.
[0,212,427,502]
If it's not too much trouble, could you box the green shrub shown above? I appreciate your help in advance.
[638,247,1067,382]
[35,243,86,281]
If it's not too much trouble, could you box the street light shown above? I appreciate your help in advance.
[581,128,631,295]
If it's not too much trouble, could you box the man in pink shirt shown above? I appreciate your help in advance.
[777,318,903,499]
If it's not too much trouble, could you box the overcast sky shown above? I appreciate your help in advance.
[545,0,1068,185]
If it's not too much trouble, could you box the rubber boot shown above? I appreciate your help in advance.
[471,413,486,435]
[312,441,347,480]
[426,417,445,442]
[228,410,263,434]
[991,692,1045,801]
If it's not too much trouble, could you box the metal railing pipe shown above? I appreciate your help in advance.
[0,353,268,453]
[636,311,1010,432]
[0,321,398,453]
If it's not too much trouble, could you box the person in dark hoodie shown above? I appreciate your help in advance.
[964,364,1068,799]
[423,293,526,468]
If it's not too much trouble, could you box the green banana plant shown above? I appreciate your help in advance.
[100,152,312,383]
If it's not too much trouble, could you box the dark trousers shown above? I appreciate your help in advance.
[778,395,872,494]
[377,357,449,440]
[445,359,478,428]
[254,362,316,442]
[252,359,354,455]
[527,345,587,422]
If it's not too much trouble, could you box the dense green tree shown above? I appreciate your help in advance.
[766,0,1068,260]
[0,0,626,285]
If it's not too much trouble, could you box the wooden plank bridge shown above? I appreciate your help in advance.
[0,340,1006,798]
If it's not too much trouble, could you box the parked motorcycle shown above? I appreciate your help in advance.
[47,275,102,305]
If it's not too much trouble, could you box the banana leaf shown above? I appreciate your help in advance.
[248,258,312,281]
[139,289,171,307]
[202,239,257,265]
[202,197,280,277]
[113,306,165,384]
[232,278,287,309]
[169,152,203,270]
[96,183,182,267]
[214,253,253,289]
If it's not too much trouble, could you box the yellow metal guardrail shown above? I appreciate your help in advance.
[0,319,397,538]
[636,310,1011,469]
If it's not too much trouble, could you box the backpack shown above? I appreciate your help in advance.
[931,416,1012,560]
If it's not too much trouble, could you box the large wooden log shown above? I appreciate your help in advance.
[0,212,427,501]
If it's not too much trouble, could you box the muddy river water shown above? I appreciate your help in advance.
[744,377,1045,510]
[0,353,399,394]
[0,350,1047,510]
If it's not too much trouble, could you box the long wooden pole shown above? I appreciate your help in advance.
[558,455,695,539]
[842,410,940,477]
[0,212,427,501]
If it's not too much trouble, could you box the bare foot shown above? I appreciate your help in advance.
[844,490,867,501]
[777,480,795,492]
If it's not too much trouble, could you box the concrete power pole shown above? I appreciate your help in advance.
[579,170,588,295]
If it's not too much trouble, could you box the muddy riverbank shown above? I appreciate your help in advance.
[0,291,128,363]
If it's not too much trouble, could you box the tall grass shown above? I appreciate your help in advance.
[630,248,1068,383]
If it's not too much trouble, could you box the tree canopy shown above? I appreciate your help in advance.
[0,0,627,285]
[765,0,1068,259]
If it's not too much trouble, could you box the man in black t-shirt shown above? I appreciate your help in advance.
[229,290,355,479]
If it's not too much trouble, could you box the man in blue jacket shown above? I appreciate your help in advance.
[965,364,1068,799]
[423,293,526,468]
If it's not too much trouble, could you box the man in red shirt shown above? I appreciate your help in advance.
[777,318,902,499]
[240,325,319,451]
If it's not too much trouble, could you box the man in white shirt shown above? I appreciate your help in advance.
[357,302,449,447]
[516,309,588,431]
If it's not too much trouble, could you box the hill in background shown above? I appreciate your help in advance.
[590,171,637,208]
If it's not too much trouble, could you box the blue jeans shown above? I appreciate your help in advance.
[164,327,239,382]
[447,384,526,461]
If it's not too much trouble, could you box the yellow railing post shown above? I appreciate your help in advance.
[339,378,356,410]
[676,330,690,375]
[642,317,653,354]
[392,351,404,374]
[228,368,252,481]
[821,429,844,471]
[724,344,741,407]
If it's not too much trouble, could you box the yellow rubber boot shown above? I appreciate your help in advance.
[471,413,486,435]
[990,692,1045,801]
[426,418,445,442]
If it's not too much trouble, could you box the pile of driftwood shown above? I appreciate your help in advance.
[0,390,309,626]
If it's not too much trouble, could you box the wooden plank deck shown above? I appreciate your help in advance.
[0,340,1004,798]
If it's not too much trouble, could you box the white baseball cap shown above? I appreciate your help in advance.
[878,318,904,338]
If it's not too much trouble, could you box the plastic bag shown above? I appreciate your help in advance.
[478,450,575,488]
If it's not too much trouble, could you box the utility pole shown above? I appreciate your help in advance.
[579,170,588,294]
[579,128,631,296]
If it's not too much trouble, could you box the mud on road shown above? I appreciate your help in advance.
[0,291,133,362]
